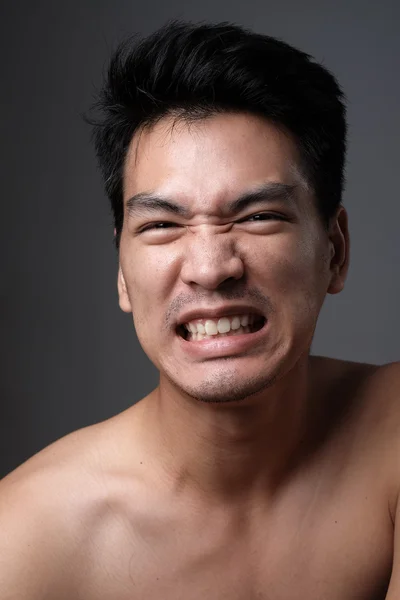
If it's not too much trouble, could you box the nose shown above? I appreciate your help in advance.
[180,228,244,290]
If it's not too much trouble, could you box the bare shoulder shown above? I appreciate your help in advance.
[0,416,128,599]
[368,359,400,396]
[311,354,400,500]
[310,354,400,403]
[2,419,102,493]
[0,411,131,516]
[312,354,400,428]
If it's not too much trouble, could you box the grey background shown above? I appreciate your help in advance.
[1,1,399,479]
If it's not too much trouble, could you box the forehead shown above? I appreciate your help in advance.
[123,112,308,210]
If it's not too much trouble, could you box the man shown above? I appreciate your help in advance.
[0,19,399,600]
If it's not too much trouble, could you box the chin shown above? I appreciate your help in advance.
[159,335,307,404]
[167,368,280,405]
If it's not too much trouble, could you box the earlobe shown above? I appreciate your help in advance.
[117,266,132,313]
[327,266,345,295]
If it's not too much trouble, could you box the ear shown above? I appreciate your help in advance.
[117,265,132,313]
[327,205,350,295]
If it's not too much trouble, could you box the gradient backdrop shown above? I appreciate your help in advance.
[1,1,399,478]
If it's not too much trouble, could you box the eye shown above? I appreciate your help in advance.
[242,212,286,222]
[140,221,179,232]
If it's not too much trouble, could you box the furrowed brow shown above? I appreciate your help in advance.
[226,182,298,215]
[125,182,298,219]
[125,193,191,218]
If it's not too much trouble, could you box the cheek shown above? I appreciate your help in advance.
[122,246,180,324]
[250,236,328,312]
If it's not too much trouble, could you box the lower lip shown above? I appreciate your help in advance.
[176,320,269,359]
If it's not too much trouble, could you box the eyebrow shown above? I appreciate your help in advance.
[125,182,298,219]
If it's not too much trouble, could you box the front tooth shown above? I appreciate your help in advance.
[205,320,218,335]
[240,315,249,327]
[217,317,231,334]
[231,316,241,330]
[197,322,205,334]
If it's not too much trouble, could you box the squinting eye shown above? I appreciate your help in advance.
[141,222,178,232]
[245,213,285,221]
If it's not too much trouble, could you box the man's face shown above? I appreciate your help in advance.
[118,112,346,403]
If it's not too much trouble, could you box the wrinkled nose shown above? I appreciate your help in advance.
[180,230,244,290]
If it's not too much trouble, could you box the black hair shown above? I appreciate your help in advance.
[89,19,347,249]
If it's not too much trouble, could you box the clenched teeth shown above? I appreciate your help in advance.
[182,314,264,341]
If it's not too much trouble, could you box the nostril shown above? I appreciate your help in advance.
[180,252,244,290]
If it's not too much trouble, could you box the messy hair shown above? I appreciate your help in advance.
[90,19,347,249]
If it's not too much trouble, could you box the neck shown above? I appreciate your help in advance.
[140,355,319,507]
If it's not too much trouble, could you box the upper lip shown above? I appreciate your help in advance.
[176,305,266,326]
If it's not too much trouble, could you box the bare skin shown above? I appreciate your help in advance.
[1,113,399,599]
[1,356,399,599]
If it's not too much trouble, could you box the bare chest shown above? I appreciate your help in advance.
[72,488,393,600]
